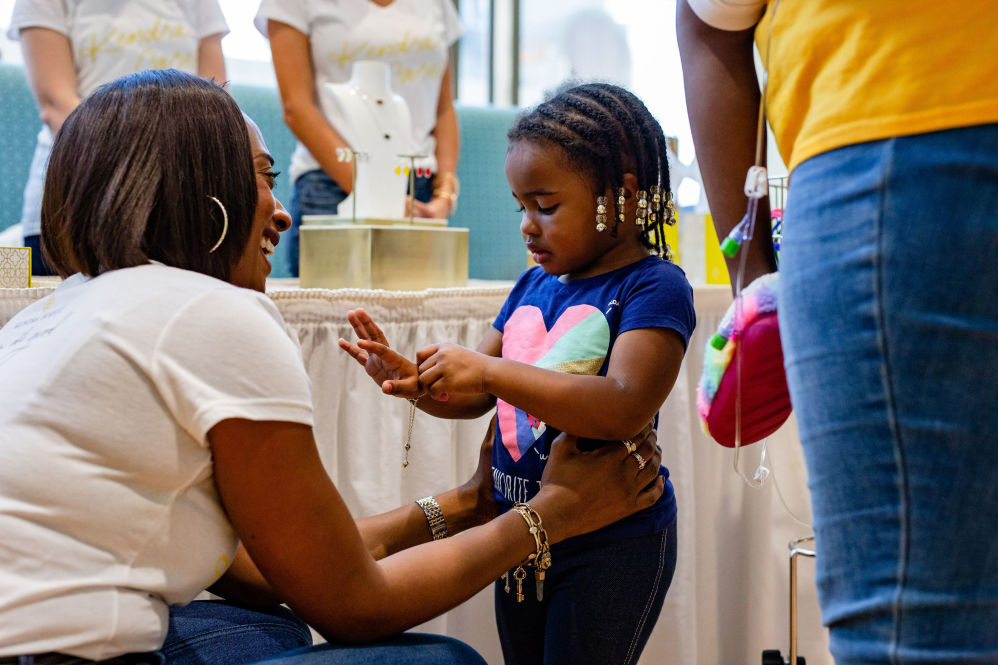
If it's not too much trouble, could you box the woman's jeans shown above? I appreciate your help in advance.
[4,601,484,665]
[494,524,676,665]
[163,601,484,665]
[779,123,998,664]
[287,170,434,277]
[22,234,55,276]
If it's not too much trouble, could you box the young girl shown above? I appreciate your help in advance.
[340,82,695,665]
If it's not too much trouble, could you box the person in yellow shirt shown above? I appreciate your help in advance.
[678,1,998,663]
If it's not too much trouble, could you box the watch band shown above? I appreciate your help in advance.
[416,495,449,540]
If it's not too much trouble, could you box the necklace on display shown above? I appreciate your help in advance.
[358,92,395,141]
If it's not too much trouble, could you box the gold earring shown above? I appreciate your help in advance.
[636,190,648,226]
[207,196,228,254]
[596,195,608,232]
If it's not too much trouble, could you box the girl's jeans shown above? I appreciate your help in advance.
[494,523,676,665]
[287,170,434,277]
[780,123,998,664]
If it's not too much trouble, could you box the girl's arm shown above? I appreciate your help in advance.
[209,418,663,643]
[412,58,460,219]
[19,27,80,136]
[418,326,686,441]
[197,33,227,84]
[338,308,498,419]
[268,19,354,192]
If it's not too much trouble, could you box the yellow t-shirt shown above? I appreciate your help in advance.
[751,0,998,171]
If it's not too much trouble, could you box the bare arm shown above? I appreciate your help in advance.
[197,33,227,84]
[268,19,354,192]
[210,419,663,643]
[209,419,498,605]
[413,58,460,219]
[19,27,80,135]
[676,0,776,292]
[358,417,497,559]
[338,308,497,420]
[418,326,686,441]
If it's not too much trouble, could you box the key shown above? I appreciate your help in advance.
[514,567,526,603]
[501,571,509,594]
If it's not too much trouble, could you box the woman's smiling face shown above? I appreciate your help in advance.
[229,117,291,292]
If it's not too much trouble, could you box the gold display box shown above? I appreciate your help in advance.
[299,219,468,290]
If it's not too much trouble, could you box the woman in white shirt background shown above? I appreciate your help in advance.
[255,0,462,277]
[7,0,228,276]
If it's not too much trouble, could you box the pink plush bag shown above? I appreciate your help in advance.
[696,273,792,447]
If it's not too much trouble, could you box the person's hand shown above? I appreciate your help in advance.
[409,196,452,219]
[352,340,422,398]
[456,417,498,527]
[532,424,663,543]
[337,308,405,389]
[416,343,491,401]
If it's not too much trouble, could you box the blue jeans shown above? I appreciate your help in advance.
[162,601,483,665]
[162,601,312,664]
[22,234,55,276]
[494,524,676,665]
[287,170,434,277]
[246,634,486,665]
[779,123,998,664]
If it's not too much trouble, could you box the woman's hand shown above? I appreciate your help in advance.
[416,343,492,400]
[456,417,498,527]
[531,424,663,543]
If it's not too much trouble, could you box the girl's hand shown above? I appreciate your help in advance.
[416,343,491,400]
[337,308,402,389]
[353,340,422,399]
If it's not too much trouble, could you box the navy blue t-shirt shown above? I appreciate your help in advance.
[491,255,696,549]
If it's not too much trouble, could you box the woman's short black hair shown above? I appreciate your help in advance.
[507,81,673,256]
[41,69,256,281]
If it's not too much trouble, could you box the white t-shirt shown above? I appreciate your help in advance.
[7,0,229,236]
[684,0,766,31]
[255,0,462,183]
[0,264,314,659]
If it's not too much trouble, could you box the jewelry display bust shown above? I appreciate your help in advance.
[321,61,414,220]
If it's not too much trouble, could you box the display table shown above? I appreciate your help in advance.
[0,280,831,665]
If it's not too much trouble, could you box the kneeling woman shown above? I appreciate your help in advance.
[0,69,663,664]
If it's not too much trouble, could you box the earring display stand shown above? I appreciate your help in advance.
[300,224,468,290]
[302,60,467,290]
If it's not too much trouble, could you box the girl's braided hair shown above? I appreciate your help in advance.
[507,82,674,258]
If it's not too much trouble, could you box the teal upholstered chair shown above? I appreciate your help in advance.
[451,104,525,281]
[0,64,42,234]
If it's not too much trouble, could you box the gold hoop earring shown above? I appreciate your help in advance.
[207,196,228,254]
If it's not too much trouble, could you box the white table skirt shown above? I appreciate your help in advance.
[0,282,831,665]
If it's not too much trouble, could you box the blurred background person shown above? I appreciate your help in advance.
[255,0,461,277]
[7,0,227,276]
